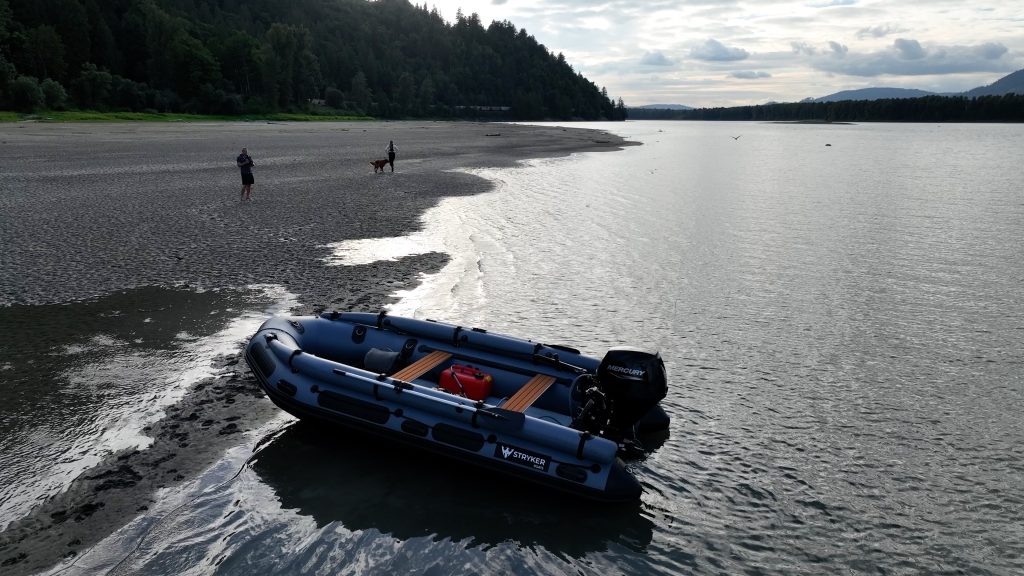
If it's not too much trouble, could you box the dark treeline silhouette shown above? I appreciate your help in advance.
[0,0,627,120]
[628,94,1024,122]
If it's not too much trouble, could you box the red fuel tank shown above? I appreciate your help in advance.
[439,364,493,401]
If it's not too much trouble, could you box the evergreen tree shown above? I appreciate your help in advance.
[349,70,371,114]
[9,74,42,110]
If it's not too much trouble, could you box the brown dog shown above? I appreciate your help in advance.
[371,159,390,173]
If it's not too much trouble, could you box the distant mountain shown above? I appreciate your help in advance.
[815,87,939,103]
[964,69,1024,97]
[625,66,1024,121]
[635,104,694,110]
[813,68,1023,103]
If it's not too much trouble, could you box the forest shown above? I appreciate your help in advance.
[0,0,627,120]
[627,94,1024,123]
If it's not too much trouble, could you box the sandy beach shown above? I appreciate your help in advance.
[0,120,628,574]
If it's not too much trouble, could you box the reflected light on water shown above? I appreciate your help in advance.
[0,284,298,530]
[321,232,439,266]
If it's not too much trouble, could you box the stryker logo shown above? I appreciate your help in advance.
[495,443,550,472]
[607,364,645,378]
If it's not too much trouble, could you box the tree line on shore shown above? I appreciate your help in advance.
[628,94,1024,123]
[0,0,627,120]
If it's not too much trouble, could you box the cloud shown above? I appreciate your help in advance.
[893,38,925,60]
[691,38,749,62]
[974,42,1011,59]
[640,50,675,66]
[810,0,857,6]
[856,24,904,39]
[806,39,1013,76]
[791,41,817,56]
[730,71,772,79]
[828,41,848,57]
[425,0,1024,107]
[792,40,848,57]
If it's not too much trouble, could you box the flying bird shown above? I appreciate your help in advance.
[731,135,741,140]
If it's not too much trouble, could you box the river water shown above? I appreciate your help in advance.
[32,121,1024,574]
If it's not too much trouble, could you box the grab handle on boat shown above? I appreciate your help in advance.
[532,351,587,374]
[472,407,526,433]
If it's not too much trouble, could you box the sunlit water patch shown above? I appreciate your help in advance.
[322,229,441,266]
[321,167,486,269]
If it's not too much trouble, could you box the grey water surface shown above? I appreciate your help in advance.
[48,121,1024,574]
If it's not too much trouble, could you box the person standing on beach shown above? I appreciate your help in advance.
[237,147,255,201]
[385,140,397,172]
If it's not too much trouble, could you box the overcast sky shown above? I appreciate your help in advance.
[426,1,1024,107]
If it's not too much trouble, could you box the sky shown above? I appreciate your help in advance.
[424,1,1024,107]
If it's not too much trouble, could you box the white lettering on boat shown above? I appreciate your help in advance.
[495,443,550,471]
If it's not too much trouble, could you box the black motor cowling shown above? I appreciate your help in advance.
[572,347,668,441]
[598,347,668,433]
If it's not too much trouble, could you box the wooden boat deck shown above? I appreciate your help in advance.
[502,374,557,413]
[391,350,452,382]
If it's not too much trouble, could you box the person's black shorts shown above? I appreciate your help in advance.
[241,173,254,185]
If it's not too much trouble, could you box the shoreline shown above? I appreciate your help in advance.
[0,121,632,574]
[0,120,631,309]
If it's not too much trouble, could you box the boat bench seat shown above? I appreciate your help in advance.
[502,374,557,413]
[391,350,452,382]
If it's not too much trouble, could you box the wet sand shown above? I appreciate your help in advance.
[0,121,629,574]
[0,121,627,309]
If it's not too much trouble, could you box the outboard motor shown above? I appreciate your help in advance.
[572,347,668,447]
